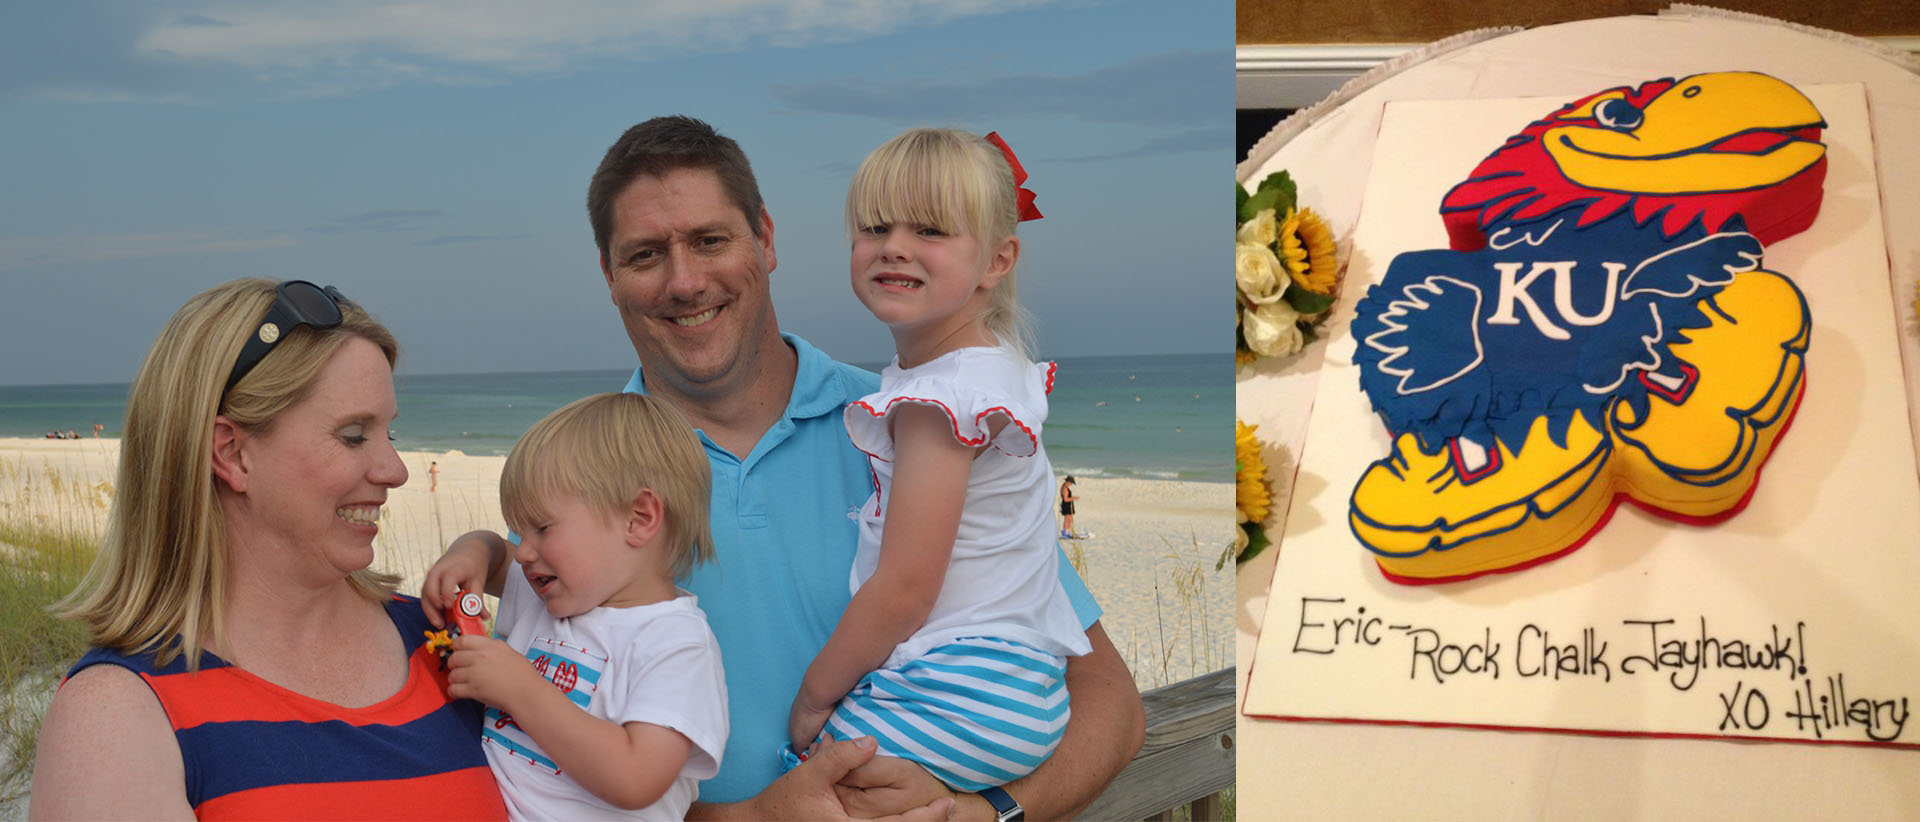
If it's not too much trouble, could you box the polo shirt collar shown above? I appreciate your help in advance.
[620,332,855,424]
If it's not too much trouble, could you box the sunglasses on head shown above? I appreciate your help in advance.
[224,280,353,394]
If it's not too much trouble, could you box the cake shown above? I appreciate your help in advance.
[1346,72,1826,584]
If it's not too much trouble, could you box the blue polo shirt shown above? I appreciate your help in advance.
[623,332,1100,804]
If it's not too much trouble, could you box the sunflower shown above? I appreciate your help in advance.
[1279,206,1339,296]
[1236,420,1271,525]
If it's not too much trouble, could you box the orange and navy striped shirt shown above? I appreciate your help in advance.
[68,595,507,820]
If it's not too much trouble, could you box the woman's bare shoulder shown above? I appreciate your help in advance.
[31,663,193,820]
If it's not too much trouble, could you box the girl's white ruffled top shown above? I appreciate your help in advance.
[845,345,1094,668]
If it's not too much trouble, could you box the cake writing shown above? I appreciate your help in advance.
[1287,596,1909,742]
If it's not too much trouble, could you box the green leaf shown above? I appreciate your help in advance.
[1256,171,1298,216]
[1236,522,1272,565]
[1284,286,1334,315]
[1235,184,1250,226]
[1240,189,1280,224]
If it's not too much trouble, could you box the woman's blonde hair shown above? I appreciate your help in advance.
[56,278,400,670]
[500,393,714,582]
[846,127,1034,358]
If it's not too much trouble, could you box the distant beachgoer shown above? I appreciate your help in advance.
[66,428,78,439]
[429,460,440,492]
[1059,475,1079,539]
[92,422,103,438]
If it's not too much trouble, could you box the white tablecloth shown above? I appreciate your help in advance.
[1236,9,1920,818]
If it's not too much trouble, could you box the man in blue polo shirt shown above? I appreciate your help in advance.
[587,115,1144,820]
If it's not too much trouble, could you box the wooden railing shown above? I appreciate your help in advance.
[1079,668,1235,821]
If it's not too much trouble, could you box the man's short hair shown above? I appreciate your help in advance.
[587,115,766,267]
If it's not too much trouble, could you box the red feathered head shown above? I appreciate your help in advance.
[1441,72,1827,251]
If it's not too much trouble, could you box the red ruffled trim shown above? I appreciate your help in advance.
[846,395,1040,458]
[1042,361,1057,395]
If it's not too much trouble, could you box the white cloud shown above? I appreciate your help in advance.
[0,231,295,270]
[134,0,1052,73]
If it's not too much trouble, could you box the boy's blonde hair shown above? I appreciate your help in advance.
[501,393,714,581]
[58,278,399,670]
[846,127,1034,358]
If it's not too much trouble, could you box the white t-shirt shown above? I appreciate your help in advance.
[843,345,1094,669]
[483,569,729,822]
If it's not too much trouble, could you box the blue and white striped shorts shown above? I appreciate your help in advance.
[823,637,1069,792]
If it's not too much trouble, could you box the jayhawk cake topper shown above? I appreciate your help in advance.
[1348,72,1823,584]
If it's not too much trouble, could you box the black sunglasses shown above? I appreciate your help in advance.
[224,281,353,394]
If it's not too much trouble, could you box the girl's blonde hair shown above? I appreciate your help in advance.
[57,278,400,670]
[500,393,715,582]
[846,127,1035,358]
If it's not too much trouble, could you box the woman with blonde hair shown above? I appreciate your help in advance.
[31,278,505,820]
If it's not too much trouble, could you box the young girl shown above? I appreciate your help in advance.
[784,128,1092,792]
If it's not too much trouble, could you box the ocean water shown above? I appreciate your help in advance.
[0,353,1230,483]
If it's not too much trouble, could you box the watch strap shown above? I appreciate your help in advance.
[977,785,1023,822]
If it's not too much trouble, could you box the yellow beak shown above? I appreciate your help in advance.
[1544,72,1825,195]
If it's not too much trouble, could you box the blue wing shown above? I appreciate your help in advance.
[1360,275,1486,395]
[1621,231,1762,301]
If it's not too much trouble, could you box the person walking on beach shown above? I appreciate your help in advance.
[782,128,1090,795]
[439,114,1141,820]
[429,460,440,493]
[1060,475,1079,539]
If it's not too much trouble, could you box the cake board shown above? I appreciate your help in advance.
[1244,83,1920,748]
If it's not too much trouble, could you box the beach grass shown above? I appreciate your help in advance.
[1094,527,1229,692]
[0,458,104,806]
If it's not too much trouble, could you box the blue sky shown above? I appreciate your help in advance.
[0,1,1228,386]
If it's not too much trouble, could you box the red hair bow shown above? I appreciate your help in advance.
[986,131,1043,222]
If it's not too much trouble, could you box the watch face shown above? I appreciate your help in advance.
[980,787,1022,822]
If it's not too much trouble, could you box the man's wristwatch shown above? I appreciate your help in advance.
[977,785,1024,822]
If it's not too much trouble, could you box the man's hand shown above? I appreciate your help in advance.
[836,748,955,820]
[698,736,951,822]
[445,634,541,710]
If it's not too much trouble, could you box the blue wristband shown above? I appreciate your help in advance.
[977,785,1023,822]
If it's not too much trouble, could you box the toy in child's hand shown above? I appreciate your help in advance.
[424,589,488,669]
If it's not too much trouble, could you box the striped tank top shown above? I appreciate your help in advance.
[68,595,507,820]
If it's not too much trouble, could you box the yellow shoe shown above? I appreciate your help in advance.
[1351,413,1617,583]
[1611,269,1810,518]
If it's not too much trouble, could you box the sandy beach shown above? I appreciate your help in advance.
[0,435,1229,815]
[0,436,1232,691]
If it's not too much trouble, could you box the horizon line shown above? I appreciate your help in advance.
[0,349,1228,390]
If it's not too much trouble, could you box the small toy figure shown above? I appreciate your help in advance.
[424,589,488,669]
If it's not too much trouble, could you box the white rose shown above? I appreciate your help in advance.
[1236,242,1287,305]
[1243,299,1305,357]
[1238,207,1278,248]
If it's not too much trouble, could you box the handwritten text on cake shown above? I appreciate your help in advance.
[1289,596,1909,742]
